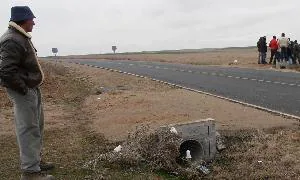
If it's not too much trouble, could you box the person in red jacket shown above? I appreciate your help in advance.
[269,36,279,64]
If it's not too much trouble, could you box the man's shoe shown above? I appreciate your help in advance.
[40,161,55,171]
[21,172,55,180]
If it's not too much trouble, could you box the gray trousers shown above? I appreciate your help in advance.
[258,52,267,64]
[6,87,44,173]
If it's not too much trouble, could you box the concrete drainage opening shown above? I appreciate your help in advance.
[168,119,216,162]
[179,140,204,161]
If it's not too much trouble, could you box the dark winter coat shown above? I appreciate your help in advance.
[0,22,44,95]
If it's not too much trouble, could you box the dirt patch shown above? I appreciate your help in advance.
[63,63,298,141]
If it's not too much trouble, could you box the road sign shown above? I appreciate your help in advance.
[112,46,117,54]
[52,48,58,57]
[52,48,58,54]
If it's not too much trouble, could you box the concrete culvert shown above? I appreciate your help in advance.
[169,119,216,161]
[179,140,204,161]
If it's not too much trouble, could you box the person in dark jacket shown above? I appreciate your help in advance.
[293,40,300,64]
[287,38,294,64]
[257,37,262,64]
[257,36,267,64]
[0,6,55,180]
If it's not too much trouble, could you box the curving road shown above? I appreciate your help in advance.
[64,59,300,117]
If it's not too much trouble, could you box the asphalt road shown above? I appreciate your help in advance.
[65,59,300,117]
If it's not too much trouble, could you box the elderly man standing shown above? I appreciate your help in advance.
[0,6,55,180]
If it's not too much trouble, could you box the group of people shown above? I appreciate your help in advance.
[257,33,300,65]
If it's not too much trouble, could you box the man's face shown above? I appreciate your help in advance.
[23,19,35,32]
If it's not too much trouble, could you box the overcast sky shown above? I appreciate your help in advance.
[1,0,299,56]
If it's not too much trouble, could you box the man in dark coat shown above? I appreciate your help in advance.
[257,36,267,64]
[0,6,55,180]
[293,40,300,64]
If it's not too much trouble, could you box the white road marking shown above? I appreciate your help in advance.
[289,84,296,86]
[242,77,248,80]
[235,77,240,79]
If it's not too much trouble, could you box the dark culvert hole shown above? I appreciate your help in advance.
[179,140,203,162]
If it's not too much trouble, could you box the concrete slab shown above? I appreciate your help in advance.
[164,118,216,161]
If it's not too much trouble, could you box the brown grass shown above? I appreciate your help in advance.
[211,127,300,179]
